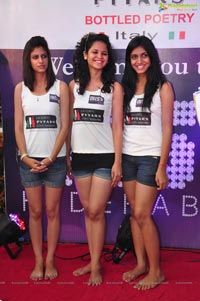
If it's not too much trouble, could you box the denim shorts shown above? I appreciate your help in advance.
[122,154,160,187]
[19,156,67,188]
[72,168,112,180]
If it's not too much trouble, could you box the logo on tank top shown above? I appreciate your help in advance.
[125,112,151,126]
[25,115,57,129]
[136,97,143,107]
[73,108,104,122]
[89,95,104,105]
[49,94,60,104]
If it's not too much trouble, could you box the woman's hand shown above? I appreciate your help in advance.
[111,162,122,187]
[155,167,168,190]
[22,157,49,173]
[66,156,73,179]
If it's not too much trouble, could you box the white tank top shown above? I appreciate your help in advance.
[71,83,114,153]
[123,90,162,156]
[21,80,66,157]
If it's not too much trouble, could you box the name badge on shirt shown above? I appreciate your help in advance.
[26,115,57,129]
[73,108,104,122]
[49,94,60,104]
[89,95,104,105]
[125,112,151,126]
[136,97,143,107]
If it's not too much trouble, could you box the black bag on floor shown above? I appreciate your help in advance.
[111,214,135,264]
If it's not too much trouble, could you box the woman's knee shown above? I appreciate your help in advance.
[132,210,150,227]
[29,209,42,220]
[46,205,60,220]
[88,209,104,222]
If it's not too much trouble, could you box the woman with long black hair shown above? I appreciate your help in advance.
[122,36,174,290]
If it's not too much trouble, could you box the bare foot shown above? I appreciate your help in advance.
[30,260,44,281]
[44,260,58,280]
[135,271,165,290]
[73,263,91,277]
[122,266,147,283]
[88,268,102,286]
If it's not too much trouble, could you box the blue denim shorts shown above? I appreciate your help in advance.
[72,168,112,180]
[122,154,160,187]
[19,156,67,188]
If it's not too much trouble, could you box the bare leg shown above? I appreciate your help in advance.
[122,216,148,282]
[134,183,165,290]
[44,186,63,280]
[73,175,112,285]
[25,186,44,280]
[122,181,147,283]
[73,176,93,277]
[123,181,165,289]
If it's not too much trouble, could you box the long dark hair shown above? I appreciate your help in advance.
[23,36,56,91]
[73,33,116,94]
[122,36,167,112]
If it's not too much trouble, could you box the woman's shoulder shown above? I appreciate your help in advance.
[69,79,75,87]
[113,81,124,93]
[14,82,24,102]
[160,81,173,92]
[53,79,69,97]
[14,81,23,94]
[15,81,23,89]
[58,79,68,86]
[113,80,121,87]
[159,81,174,101]
[69,80,76,91]
[59,79,69,90]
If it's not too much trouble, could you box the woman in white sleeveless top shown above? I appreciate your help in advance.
[67,33,123,286]
[14,36,69,281]
[122,36,174,290]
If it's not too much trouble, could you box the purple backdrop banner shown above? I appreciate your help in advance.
[1,47,200,248]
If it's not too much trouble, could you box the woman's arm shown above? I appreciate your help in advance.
[46,80,69,163]
[111,81,124,187]
[14,82,46,171]
[14,82,27,157]
[66,80,75,176]
[156,81,174,190]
